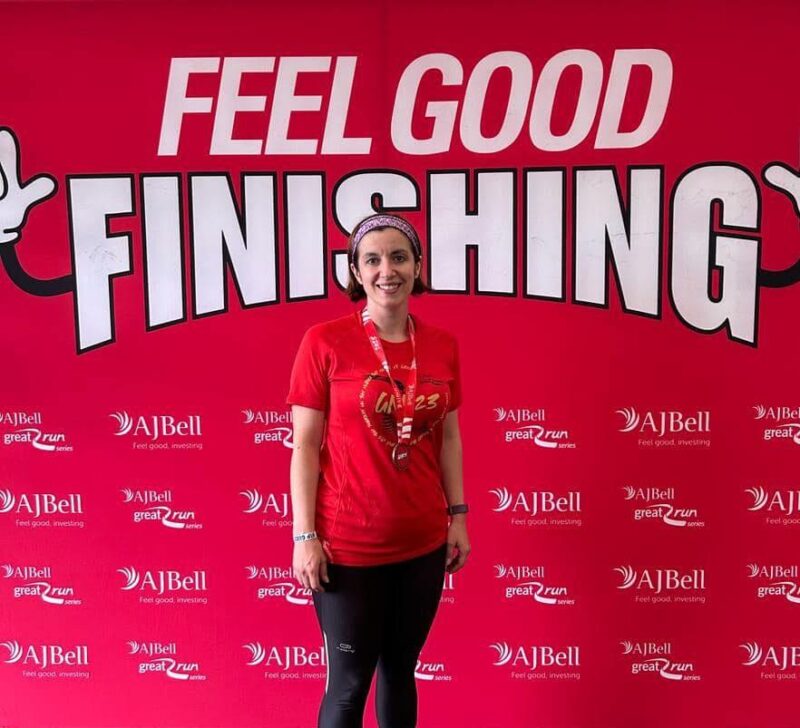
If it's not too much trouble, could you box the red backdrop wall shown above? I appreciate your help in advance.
[1,1,800,726]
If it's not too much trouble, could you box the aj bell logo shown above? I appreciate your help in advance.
[245,565,312,605]
[622,486,704,528]
[495,564,574,605]
[616,407,710,439]
[615,565,706,599]
[127,641,205,681]
[747,563,800,603]
[121,489,202,529]
[241,409,293,447]
[741,642,800,674]
[490,487,581,516]
[117,567,207,595]
[240,489,290,524]
[0,411,42,427]
[753,405,800,445]
[747,486,800,523]
[1,640,89,669]
[621,641,700,681]
[109,411,202,441]
[490,642,580,675]
[0,410,72,452]
[0,489,83,518]
[2,564,81,606]
[243,642,326,675]
[493,407,576,449]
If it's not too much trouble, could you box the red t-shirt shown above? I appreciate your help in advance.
[287,311,461,566]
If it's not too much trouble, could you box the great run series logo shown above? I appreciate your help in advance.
[620,641,701,681]
[243,642,326,680]
[622,486,704,528]
[1,640,90,679]
[0,489,85,529]
[117,566,208,605]
[753,405,800,446]
[241,409,293,447]
[493,408,576,449]
[495,564,575,606]
[490,642,580,681]
[0,410,73,452]
[109,411,203,451]
[414,652,452,682]
[615,407,711,448]
[614,565,706,604]
[2,564,81,606]
[746,486,800,526]
[747,563,800,604]
[239,488,290,527]
[489,486,582,528]
[245,565,312,605]
[120,488,202,530]
[127,640,206,681]
[741,642,800,680]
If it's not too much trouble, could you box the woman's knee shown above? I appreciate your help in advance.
[326,665,373,711]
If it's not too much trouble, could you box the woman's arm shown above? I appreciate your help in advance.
[290,404,329,591]
[440,409,471,573]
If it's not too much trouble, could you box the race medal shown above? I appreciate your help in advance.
[392,442,411,471]
[361,308,417,472]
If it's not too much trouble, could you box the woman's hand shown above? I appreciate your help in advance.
[293,538,329,592]
[445,517,471,574]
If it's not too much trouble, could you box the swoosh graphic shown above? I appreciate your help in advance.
[24,581,65,605]
[652,503,688,527]
[518,580,558,605]
[514,425,559,449]
[16,428,56,452]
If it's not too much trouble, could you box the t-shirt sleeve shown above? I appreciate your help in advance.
[287,327,329,411]
[448,335,462,411]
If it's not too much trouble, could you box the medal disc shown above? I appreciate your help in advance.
[392,443,410,471]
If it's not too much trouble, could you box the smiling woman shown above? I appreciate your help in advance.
[344,214,427,319]
[287,213,470,728]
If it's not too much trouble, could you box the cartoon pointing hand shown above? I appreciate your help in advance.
[763,163,800,219]
[0,127,56,244]
[760,162,800,288]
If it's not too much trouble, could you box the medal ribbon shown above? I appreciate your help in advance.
[361,307,417,448]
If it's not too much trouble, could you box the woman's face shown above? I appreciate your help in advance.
[351,228,420,311]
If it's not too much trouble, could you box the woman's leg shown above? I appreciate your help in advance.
[375,545,447,728]
[313,562,387,728]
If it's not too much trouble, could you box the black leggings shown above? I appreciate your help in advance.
[312,544,447,728]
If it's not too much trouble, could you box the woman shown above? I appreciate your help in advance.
[287,213,470,728]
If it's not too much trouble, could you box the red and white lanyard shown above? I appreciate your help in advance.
[361,307,418,450]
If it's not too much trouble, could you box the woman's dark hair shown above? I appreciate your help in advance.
[344,214,428,302]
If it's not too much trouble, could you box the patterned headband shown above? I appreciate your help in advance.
[350,214,422,260]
